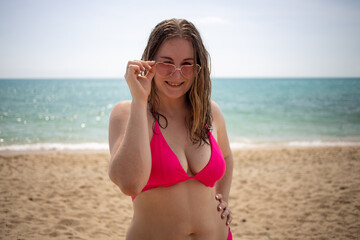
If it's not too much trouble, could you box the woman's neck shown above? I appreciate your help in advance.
[156,95,189,119]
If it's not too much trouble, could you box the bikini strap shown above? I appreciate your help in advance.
[205,124,211,136]
[152,112,161,135]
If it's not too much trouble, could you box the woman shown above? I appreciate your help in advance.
[108,18,233,240]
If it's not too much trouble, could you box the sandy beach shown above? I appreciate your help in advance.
[1,146,359,239]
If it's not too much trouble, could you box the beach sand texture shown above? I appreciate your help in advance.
[1,146,360,239]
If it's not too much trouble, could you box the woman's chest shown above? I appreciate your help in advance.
[159,124,213,176]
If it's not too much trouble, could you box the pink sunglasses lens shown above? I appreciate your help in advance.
[156,63,173,76]
[181,65,194,78]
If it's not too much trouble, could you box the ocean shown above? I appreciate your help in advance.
[1,78,360,151]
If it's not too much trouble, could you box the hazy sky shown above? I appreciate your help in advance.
[0,0,359,78]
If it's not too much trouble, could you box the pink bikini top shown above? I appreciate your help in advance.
[131,120,226,200]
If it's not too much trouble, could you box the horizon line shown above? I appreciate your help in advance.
[1,76,360,80]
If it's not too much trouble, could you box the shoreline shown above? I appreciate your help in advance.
[0,148,110,156]
[1,139,360,155]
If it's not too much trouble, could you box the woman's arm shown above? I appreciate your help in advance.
[108,60,156,196]
[211,100,233,225]
[108,100,151,196]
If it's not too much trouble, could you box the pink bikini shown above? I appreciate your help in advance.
[132,119,232,240]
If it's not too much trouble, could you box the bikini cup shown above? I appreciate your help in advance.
[131,120,226,200]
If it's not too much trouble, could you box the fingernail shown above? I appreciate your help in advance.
[219,206,222,210]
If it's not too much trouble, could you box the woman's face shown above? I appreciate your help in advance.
[153,37,195,101]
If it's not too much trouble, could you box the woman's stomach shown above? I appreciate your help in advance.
[127,179,229,240]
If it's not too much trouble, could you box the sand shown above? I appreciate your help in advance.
[1,146,359,239]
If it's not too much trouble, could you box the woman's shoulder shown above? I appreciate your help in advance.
[210,100,224,123]
[112,100,132,111]
[110,100,132,123]
[210,100,225,136]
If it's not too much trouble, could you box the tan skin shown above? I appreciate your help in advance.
[108,37,233,240]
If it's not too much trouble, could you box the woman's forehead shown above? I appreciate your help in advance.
[156,37,194,60]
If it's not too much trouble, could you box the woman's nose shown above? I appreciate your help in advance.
[170,68,182,79]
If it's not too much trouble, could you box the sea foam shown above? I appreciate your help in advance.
[0,142,109,152]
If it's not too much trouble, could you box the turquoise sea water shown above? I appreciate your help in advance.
[0,78,360,150]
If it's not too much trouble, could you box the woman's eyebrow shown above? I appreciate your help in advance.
[158,56,172,60]
[158,56,194,61]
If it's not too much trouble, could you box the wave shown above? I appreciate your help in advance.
[1,139,360,153]
[230,139,360,149]
[0,142,109,152]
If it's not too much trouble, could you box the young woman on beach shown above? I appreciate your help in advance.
[108,18,233,240]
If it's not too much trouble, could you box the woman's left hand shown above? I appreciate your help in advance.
[215,194,232,226]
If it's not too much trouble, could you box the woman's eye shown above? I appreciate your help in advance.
[183,62,192,65]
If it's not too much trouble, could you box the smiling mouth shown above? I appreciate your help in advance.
[165,81,184,87]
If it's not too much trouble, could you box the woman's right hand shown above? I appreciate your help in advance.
[124,60,157,103]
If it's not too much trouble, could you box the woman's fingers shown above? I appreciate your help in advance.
[140,61,156,78]
[218,201,227,213]
[215,194,224,210]
[135,62,156,81]
[221,205,230,219]
[128,64,142,76]
[144,60,156,70]
[125,64,139,82]
[226,211,232,226]
[126,60,156,80]
[145,62,156,80]
[220,204,232,226]
[125,60,156,80]
[128,60,154,72]
[124,60,156,102]
[215,193,232,226]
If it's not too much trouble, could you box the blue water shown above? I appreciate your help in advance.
[1,78,360,150]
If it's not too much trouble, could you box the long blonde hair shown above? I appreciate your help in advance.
[142,18,212,145]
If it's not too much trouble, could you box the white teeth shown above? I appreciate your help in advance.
[167,82,182,86]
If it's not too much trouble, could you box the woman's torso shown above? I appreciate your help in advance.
[125,103,228,239]
[128,181,228,240]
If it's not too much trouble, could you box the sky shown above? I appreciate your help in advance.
[0,0,359,78]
